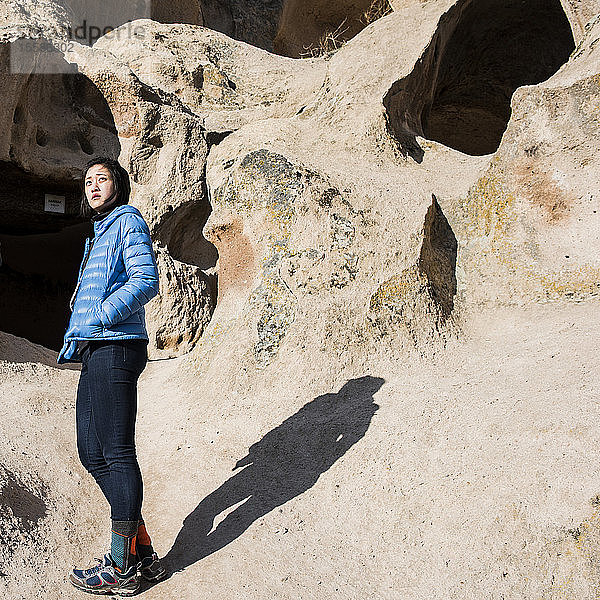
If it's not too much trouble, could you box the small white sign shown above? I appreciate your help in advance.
[44,194,65,214]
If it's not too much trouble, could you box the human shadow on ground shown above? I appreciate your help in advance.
[163,375,384,573]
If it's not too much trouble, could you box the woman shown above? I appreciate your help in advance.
[58,157,166,595]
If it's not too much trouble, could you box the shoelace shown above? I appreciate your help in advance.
[140,552,157,566]
[82,557,106,577]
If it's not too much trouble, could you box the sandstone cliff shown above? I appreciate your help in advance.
[1,1,600,598]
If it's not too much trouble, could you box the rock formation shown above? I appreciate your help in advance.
[2,0,600,597]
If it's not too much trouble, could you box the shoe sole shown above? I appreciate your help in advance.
[139,565,168,583]
[69,574,140,596]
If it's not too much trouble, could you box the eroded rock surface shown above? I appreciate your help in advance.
[446,12,600,306]
[1,0,600,598]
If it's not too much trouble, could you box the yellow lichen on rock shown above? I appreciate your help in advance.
[459,162,515,240]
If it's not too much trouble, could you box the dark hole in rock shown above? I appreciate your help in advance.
[76,131,94,155]
[418,194,457,322]
[0,221,92,352]
[200,0,391,58]
[275,0,392,57]
[154,200,219,310]
[200,0,282,54]
[61,0,201,40]
[205,130,232,149]
[384,0,575,157]
[150,0,202,25]
[12,105,23,124]
[146,134,164,149]
[155,201,218,272]
[35,128,48,147]
[0,54,119,350]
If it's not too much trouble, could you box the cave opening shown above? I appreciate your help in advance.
[154,198,219,320]
[0,218,92,353]
[199,0,393,58]
[384,0,575,157]
[274,0,393,57]
[0,59,119,351]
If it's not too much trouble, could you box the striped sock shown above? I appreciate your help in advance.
[111,520,139,574]
[137,519,154,560]
[137,519,152,546]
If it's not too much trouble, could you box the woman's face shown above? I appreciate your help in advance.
[85,164,116,212]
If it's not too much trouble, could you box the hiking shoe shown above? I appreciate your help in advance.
[138,552,167,582]
[69,553,140,596]
[71,553,111,581]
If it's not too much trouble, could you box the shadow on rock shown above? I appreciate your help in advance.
[164,375,384,572]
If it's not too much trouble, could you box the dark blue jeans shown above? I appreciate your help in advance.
[76,339,148,521]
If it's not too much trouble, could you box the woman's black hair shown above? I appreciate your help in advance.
[79,157,131,218]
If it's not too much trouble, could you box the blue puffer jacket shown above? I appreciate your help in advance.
[57,205,159,364]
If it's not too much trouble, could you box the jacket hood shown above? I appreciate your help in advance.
[93,205,142,237]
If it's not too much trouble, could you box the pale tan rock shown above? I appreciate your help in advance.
[0,0,593,365]
[1,1,600,599]
[444,11,600,306]
[0,1,70,41]
[4,302,600,600]
[0,332,105,599]
[146,245,215,357]
[561,0,600,41]
[91,20,325,132]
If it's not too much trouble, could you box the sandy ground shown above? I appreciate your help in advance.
[1,299,600,599]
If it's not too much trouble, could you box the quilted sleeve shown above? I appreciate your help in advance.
[99,217,159,328]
